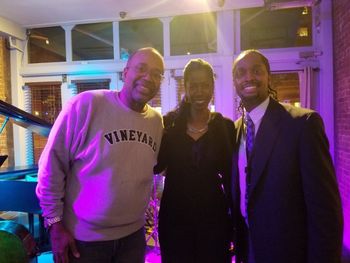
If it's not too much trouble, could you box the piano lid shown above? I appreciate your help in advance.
[0,99,52,137]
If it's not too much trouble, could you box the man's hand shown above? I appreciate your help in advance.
[49,222,80,263]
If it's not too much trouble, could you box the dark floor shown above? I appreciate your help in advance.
[31,248,161,263]
[29,247,350,263]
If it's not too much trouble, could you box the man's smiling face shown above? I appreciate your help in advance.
[233,52,270,112]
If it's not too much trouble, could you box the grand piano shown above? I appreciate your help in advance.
[0,98,51,177]
[0,99,52,256]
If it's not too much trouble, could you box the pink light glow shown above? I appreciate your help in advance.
[145,247,161,263]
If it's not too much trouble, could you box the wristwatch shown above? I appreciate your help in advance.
[44,216,63,229]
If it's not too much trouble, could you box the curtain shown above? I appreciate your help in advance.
[298,66,314,108]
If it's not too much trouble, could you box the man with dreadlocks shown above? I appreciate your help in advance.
[230,49,343,263]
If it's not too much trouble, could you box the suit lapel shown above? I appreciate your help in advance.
[249,99,284,195]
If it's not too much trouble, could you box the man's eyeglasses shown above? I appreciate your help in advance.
[132,64,164,82]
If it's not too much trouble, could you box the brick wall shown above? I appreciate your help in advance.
[0,37,14,168]
[333,0,350,250]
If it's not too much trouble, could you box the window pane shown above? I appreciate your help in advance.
[175,76,185,104]
[0,37,13,168]
[119,18,163,60]
[240,7,312,49]
[72,79,110,93]
[170,13,217,56]
[28,27,66,63]
[30,83,62,163]
[72,22,113,61]
[271,72,300,106]
[149,89,162,114]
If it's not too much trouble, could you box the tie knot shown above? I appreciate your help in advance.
[245,114,254,127]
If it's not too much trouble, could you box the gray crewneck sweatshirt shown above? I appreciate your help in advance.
[36,89,163,241]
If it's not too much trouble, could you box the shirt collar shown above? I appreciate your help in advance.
[245,96,270,125]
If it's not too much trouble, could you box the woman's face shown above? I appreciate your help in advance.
[185,69,214,112]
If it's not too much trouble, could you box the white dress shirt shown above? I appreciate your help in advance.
[239,97,270,222]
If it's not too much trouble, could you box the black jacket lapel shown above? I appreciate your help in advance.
[249,99,284,195]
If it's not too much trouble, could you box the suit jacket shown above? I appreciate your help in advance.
[232,98,343,263]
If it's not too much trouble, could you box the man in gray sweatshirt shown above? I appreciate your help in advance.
[36,47,164,263]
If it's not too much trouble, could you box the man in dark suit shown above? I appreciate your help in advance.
[231,49,343,263]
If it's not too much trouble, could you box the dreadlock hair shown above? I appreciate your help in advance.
[232,49,277,114]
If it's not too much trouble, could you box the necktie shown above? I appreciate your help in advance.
[245,114,255,218]
[245,114,255,160]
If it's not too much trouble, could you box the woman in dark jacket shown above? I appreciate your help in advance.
[154,58,236,263]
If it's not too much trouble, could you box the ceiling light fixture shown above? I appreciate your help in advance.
[27,30,50,44]
[302,6,309,14]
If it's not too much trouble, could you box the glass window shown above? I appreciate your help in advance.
[271,72,300,106]
[240,7,312,49]
[170,13,217,56]
[119,18,163,61]
[175,76,185,104]
[149,89,162,114]
[72,22,113,61]
[30,83,62,163]
[0,37,13,168]
[72,79,110,93]
[28,27,66,63]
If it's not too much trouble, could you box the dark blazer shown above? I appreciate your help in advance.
[232,98,343,263]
